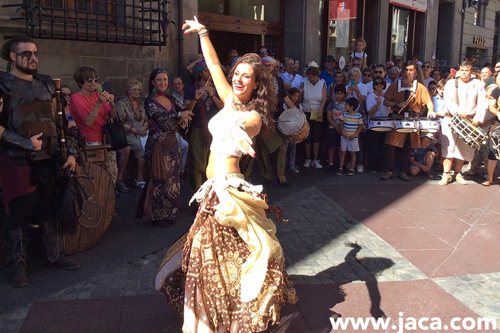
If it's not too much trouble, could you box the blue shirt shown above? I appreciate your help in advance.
[319,69,335,87]
[411,144,437,163]
[432,95,445,116]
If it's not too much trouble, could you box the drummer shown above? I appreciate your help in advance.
[439,61,487,185]
[381,60,434,181]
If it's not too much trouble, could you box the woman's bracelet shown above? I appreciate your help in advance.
[89,112,97,118]
[198,26,208,38]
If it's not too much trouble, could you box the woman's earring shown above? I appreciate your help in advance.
[153,87,158,95]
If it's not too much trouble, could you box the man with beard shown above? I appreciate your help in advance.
[184,59,224,193]
[0,37,80,287]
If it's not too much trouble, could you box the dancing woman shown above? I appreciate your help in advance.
[155,16,297,333]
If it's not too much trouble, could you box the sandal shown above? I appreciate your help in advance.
[381,171,393,180]
[135,179,146,189]
[423,172,434,178]
[482,180,492,186]
[434,164,443,172]
[348,168,355,176]
[399,172,410,182]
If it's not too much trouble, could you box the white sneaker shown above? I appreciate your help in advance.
[357,164,364,173]
[303,159,311,167]
[312,159,323,169]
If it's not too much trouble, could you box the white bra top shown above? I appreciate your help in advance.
[208,100,260,157]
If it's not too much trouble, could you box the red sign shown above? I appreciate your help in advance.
[329,0,357,20]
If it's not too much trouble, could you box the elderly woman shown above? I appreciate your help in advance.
[69,67,130,190]
[137,68,193,227]
[301,65,327,168]
[115,79,148,188]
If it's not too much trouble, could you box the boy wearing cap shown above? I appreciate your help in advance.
[409,133,437,177]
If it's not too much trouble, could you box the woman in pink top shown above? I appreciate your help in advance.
[69,66,130,190]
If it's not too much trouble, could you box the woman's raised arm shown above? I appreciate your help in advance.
[183,16,231,103]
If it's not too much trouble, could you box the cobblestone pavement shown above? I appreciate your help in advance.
[1,170,500,332]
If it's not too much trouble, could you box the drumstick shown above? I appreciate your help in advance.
[398,93,415,114]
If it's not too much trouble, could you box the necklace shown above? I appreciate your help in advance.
[82,92,96,109]
[129,97,143,122]
[230,96,248,111]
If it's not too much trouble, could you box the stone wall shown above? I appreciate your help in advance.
[0,0,199,99]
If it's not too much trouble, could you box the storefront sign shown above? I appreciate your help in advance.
[389,0,427,12]
[329,0,357,20]
[335,9,350,48]
[473,36,486,46]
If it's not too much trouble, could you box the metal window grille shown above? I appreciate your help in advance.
[2,0,172,49]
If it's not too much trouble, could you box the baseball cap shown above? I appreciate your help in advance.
[325,55,336,62]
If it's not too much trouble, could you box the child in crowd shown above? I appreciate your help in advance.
[337,98,363,176]
[326,85,347,173]
[433,79,446,171]
[285,87,302,173]
[428,80,438,98]
[409,133,437,177]
[350,38,368,68]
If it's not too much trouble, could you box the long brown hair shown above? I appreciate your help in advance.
[228,53,276,132]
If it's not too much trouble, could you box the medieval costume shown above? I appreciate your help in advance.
[0,71,80,286]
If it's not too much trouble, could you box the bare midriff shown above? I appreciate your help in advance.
[206,152,241,179]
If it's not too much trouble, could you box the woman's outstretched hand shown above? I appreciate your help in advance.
[230,123,255,157]
[182,16,204,34]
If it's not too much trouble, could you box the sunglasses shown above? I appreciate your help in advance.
[260,51,268,55]
[429,87,437,90]
[16,51,38,59]
[423,65,432,68]
[62,93,71,97]
[87,77,99,83]
[374,71,383,74]
[373,81,384,86]
[363,73,371,77]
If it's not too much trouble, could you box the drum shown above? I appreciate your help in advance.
[449,113,487,150]
[490,126,500,160]
[395,118,419,133]
[419,118,440,133]
[277,108,310,143]
[369,117,394,132]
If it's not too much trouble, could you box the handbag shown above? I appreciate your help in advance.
[103,112,129,151]
[306,81,323,122]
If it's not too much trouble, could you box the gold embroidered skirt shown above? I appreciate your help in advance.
[155,174,297,333]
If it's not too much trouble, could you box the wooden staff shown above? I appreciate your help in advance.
[53,79,68,159]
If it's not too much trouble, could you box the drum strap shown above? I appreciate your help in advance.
[455,78,460,106]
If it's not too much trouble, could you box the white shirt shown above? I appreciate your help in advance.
[291,74,305,89]
[280,72,295,85]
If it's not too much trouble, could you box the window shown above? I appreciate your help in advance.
[474,2,487,27]
[15,0,168,47]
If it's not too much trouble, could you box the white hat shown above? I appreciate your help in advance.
[307,61,319,68]
[420,132,438,145]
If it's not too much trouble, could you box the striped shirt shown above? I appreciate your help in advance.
[341,111,363,136]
